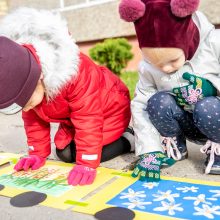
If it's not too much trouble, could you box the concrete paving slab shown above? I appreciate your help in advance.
[0,113,220,220]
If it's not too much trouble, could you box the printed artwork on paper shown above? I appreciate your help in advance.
[107,179,220,220]
[0,165,72,197]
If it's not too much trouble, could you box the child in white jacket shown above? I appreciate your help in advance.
[119,0,220,181]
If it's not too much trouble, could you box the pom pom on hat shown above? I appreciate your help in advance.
[171,0,200,17]
[119,0,146,22]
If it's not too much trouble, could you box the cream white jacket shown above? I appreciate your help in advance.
[132,11,220,156]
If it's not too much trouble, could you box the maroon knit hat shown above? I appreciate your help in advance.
[0,36,41,114]
[119,0,200,60]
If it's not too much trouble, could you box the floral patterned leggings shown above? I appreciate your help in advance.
[147,91,220,143]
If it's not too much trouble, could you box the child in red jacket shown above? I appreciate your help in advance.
[0,8,133,186]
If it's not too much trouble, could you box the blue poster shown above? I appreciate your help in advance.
[107,179,220,219]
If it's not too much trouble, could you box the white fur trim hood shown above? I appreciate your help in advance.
[0,7,80,99]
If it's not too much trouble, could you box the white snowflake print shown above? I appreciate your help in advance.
[209,190,220,198]
[194,204,220,219]
[142,182,159,189]
[176,186,199,193]
[183,194,215,206]
[154,201,183,215]
[153,190,179,203]
[120,188,146,200]
[123,198,152,210]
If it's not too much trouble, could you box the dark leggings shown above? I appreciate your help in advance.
[147,91,220,143]
[56,137,131,163]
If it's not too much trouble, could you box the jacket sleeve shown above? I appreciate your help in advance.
[131,60,164,156]
[22,110,51,158]
[203,29,220,94]
[67,66,104,169]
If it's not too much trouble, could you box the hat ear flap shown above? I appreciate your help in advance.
[170,0,200,17]
[119,0,146,22]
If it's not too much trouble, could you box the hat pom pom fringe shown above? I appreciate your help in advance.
[171,0,200,17]
[119,0,146,22]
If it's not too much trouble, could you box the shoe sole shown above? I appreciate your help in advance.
[180,151,188,160]
[204,167,220,175]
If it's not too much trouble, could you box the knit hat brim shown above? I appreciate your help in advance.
[0,37,41,114]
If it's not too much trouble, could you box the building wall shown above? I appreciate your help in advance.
[8,0,60,10]
[2,0,220,71]
[0,0,8,18]
[6,0,220,42]
[7,0,134,42]
[62,1,134,42]
[200,0,220,24]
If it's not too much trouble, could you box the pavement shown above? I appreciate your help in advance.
[0,113,220,220]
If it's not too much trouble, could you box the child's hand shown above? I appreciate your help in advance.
[14,155,46,171]
[68,165,97,186]
[131,152,175,182]
[173,72,217,106]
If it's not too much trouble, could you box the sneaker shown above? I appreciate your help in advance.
[201,140,220,174]
[122,126,135,152]
[161,133,188,161]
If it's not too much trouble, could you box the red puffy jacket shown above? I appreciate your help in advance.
[22,53,131,168]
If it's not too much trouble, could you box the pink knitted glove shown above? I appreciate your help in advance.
[14,155,46,171]
[68,165,97,186]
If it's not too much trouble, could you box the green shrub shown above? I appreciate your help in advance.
[89,38,133,75]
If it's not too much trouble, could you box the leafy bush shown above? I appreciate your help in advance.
[89,38,133,75]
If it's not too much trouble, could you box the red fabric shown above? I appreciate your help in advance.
[22,53,131,169]
[134,0,199,60]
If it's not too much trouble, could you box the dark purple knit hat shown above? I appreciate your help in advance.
[119,0,200,60]
[0,36,41,114]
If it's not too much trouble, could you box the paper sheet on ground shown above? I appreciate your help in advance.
[0,153,220,220]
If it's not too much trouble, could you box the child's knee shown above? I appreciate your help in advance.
[147,91,175,115]
[194,97,220,124]
[56,142,76,163]
[195,97,219,116]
